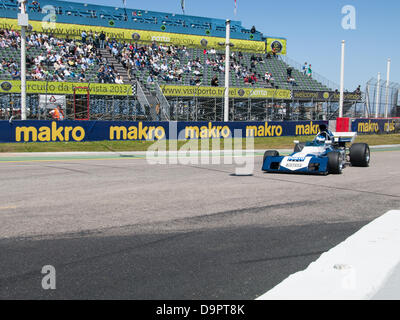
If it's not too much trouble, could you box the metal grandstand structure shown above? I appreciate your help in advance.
[0,0,368,122]
[365,78,400,118]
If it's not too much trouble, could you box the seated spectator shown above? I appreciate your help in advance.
[11,69,20,80]
[115,75,124,84]
[78,71,86,82]
[211,75,219,87]
[147,74,155,84]
[194,76,202,86]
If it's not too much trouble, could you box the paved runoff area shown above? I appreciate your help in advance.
[0,148,399,299]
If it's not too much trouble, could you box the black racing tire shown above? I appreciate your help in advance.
[294,142,305,153]
[350,143,370,167]
[328,151,343,174]
[263,150,279,162]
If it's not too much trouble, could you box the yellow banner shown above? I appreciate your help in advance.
[0,18,266,53]
[266,38,287,55]
[161,85,292,100]
[0,80,132,95]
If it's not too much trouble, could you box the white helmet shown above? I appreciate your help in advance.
[315,133,326,143]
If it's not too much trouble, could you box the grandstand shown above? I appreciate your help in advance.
[0,0,363,122]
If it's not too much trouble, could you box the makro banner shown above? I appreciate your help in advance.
[351,118,399,134]
[0,120,327,143]
[0,18,265,53]
[0,80,132,96]
[266,38,287,55]
[292,90,362,101]
[161,85,292,100]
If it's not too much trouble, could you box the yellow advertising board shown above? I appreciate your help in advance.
[266,38,287,55]
[161,85,292,100]
[0,80,132,95]
[0,18,266,53]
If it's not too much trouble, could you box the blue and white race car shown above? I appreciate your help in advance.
[262,127,370,175]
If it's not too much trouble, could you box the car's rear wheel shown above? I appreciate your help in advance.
[328,151,343,174]
[294,142,305,153]
[350,143,370,167]
[263,150,279,162]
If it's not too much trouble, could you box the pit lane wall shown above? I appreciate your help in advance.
[0,120,327,143]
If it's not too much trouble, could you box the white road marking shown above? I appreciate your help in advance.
[257,210,400,300]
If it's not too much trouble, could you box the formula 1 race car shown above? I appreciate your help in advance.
[262,131,370,175]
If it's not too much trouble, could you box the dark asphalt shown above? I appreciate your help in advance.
[0,220,368,299]
[0,150,399,299]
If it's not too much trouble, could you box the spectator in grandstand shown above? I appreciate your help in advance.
[78,70,86,82]
[94,32,100,48]
[11,68,20,80]
[100,32,106,49]
[302,62,308,75]
[250,73,258,85]
[147,74,155,85]
[115,75,124,84]
[211,75,219,87]
[355,85,361,94]
[287,66,293,77]
[287,76,297,86]
[307,64,312,77]
[81,31,87,44]
[194,76,202,86]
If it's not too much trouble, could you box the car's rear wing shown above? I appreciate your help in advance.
[332,132,357,144]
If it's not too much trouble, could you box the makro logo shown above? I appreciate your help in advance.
[109,123,166,140]
[185,123,231,139]
[246,122,283,137]
[15,122,85,142]
[295,121,320,135]
[357,121,380,133]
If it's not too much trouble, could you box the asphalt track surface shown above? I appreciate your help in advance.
[0,149,399,299]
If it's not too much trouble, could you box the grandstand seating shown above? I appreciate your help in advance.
[0,0,332,92]
[0,0,262,41]
[122,46,329,91]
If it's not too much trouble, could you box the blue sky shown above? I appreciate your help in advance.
[64,0,399,90]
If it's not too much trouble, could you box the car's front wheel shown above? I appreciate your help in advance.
[328,151,343,174]
[263,150,279,162]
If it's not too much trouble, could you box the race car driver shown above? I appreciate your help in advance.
[315,124,334,143]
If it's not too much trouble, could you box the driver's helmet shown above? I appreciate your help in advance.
[315,132,327,144]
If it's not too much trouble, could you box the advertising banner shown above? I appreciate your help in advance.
[0,18,266,53]
[351,118,399,134]
[161,85,292,100]
[0,80,132,96]
[292,90,362,101]
[0,120,327,143]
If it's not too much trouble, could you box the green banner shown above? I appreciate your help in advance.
[0,80,132,96]
[161,85,292,100]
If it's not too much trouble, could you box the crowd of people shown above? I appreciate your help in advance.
[0,28,120,83]
[0,27,317,89]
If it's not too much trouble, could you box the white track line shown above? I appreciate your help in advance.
[257,210,400,300]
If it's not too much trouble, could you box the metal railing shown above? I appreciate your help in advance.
[280,55,340,91]
[154,82,171,121]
